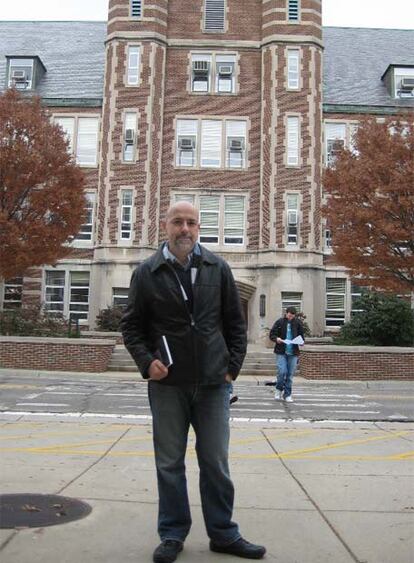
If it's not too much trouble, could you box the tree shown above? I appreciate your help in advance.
[337,292,414,347]
[323,116,414,292]
[0,89,86,280]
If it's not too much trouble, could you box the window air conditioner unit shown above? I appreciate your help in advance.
[218,65,233,76]
[193,60,209,74]
[125,128,135,142]
[288,210,298,225]
[401,78,414,90]
[12,69,26,80]
[228,138,244,151]
[178,137,195,150]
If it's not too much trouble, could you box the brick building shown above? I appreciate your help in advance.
[0,0,413,341]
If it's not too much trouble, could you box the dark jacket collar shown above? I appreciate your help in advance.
[150,242,218,273]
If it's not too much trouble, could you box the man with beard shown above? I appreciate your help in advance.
[121,201,266,563]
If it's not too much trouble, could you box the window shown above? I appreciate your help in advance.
[204,0,225,32]
[130,0,142,18]
[123,112,137,162]
[325,278,346,327]
[75,192,95,242]
[287,50,300,89]
[281,292,302,315]
[286,193,299,245]
[324,228,332,249]
[286,116,300,166]
[127,46,140,85]
[325,122,346,167]
[176,118,247,169]
[288,0,300,22]
[351,283,364,316]
[2,278,23,310]
[120,189,133,240]
[45,270,90,321]
[191,53,236,94]
[174,193,246,246]
[394,67,414,98]
[54,116,99,167]
[113,288,129,308]
[8,58,34,90]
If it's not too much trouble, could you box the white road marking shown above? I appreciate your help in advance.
[16,402,69,407]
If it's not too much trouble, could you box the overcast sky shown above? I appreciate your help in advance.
[0,0,413,29]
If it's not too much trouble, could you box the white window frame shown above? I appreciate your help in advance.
[2,278,23,310]
[190,52,237,95]
[286,193,300,245]
[44,270,91,323]
[53,115,100,168]
[287,49,300,90]
[393,67,414,98]
[174,192,246,248]
[127,45,141,86]
[325,278,346,328]
[203,0,226,33]
[120,189,134,241]
[112,287,129,308]
[281,292,303,315]
[8,58,34,90]
[74,192,96,245]
[286,115,300,167]
[175,117,247,170]
[123,112,138,163]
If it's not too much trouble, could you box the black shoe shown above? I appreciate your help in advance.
[153,540,183,563]
[230,395,239,405]
[210,537,266,559]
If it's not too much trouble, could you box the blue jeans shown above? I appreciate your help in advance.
[275,354,298,397]
[148,381,240,545]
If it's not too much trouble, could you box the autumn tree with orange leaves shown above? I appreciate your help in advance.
[323,116,414,293]
[0,89,86,280]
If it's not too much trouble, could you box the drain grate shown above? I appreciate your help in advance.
[0,494,92,529]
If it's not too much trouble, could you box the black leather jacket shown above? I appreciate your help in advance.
[121,244,247,385]
[269,317,304,356]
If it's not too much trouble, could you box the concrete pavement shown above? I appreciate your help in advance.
[1,412,413,563]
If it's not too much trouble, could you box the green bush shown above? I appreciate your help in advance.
[96,305,124,332]
[337,292,414,346]
[0,306,69,337]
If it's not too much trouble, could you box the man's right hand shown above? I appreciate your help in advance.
[148,359,169,380]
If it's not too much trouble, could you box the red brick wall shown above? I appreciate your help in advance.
[0,338,116,373]
[301,347,414,380]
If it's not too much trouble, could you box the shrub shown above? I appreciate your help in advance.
[337,292,414,346]
[297,312,312,337]
[0,305,69,337]
[96,305,124,332]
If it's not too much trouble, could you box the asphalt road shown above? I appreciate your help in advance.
[0,370,413,422]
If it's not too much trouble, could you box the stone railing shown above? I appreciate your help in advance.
[300,345,414,380]
[0,336,117,373]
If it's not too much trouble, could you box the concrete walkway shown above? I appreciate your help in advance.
[1,412,413,563]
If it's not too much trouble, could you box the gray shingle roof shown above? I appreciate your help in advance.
[323,27,414,109]
[0,22,413,108]
[0,21,106,101]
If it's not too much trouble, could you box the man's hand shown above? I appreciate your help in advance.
[225,374,233,383]
[276,337,283,344]
[148,359,169,380]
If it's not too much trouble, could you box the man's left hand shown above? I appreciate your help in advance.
[225,374,233,383]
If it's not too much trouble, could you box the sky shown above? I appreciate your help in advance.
[0,0,413,29]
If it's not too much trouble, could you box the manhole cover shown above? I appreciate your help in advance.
[0,494,92,529]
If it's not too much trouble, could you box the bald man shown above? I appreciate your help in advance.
[121,202,266,562]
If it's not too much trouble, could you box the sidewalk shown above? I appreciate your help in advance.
[1,413,413,563]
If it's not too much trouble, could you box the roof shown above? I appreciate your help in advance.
[0,21,106,102]
[323,27,414,110]
[0,22,413,109]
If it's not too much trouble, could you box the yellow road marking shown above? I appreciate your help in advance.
[0,384,43,390]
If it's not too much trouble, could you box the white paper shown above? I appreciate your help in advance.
[282,335,304,346]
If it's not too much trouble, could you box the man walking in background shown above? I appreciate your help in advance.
[121,201,266,562]
[269,306,304,403]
